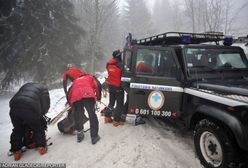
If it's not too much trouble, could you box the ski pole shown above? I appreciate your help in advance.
[49,106,71,125]
[50,95,66,113]
[98,101,113,110]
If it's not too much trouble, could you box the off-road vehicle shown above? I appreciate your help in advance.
[121,32,248,168]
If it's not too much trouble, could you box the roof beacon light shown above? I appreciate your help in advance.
[223,35,233,46]
[181,34,191,44]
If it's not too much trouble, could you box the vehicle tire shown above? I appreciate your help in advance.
[194,119,246,168]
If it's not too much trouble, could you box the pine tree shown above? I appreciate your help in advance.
[123,0,153,39]
[0,0,84,89]
[0,0,16,17]
[72,0,120,73]
[152,0,173,33]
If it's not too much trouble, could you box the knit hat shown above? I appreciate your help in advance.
[112,50,121,58]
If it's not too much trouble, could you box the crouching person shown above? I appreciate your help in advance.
[68,73,101,144]
[9,82,50,161]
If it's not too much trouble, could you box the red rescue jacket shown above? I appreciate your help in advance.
[107,58,122,87]
[68,75,99,105]
[136,62,153,73]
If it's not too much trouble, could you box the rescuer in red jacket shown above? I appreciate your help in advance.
[68,73,101,144]
[136,54,154,73]
[62,66,91,135]
[105,50,124,127]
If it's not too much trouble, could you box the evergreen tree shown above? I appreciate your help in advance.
[152,0,173,33]
[98,0,121,69]
[72,0,120,73]
[0,0,84,89]
[0,0,16,17]
[123,0,153,39]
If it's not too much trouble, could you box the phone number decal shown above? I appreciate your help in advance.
[135,108,174,117]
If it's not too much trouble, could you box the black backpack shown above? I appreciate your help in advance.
[57,111,88,134]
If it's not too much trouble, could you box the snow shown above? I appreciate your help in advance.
[233,43,248,58]
[46,88,67,119]
[0,88,202,168]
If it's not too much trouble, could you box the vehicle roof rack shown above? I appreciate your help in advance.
[137,32,224,46]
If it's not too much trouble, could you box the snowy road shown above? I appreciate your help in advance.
[0,89,202,168]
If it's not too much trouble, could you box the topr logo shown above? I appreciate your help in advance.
[148,91,165,110]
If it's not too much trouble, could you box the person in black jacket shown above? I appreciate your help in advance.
[9,82,50,161]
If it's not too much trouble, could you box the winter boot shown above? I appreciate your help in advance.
[91,135,100,145]
[77,130,84,143]
[119,121,125,126]
[38,146,47,155]
[135,116,146,126]
[14,150,22,161]
[104,117,113,124]
[112,121,121,127]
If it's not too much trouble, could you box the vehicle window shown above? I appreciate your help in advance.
[123,50,132,72]
[185,48,248,70]
[160,51,177,77]
[136,49,177,77]
[136,50,155,74]
[217,53,246,68]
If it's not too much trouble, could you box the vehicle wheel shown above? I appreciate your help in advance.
[194,119,245,168]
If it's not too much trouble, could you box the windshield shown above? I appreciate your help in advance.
[185,48,248,71]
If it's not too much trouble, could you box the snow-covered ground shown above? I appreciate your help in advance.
[0,88,202,168]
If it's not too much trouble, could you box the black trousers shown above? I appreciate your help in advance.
[123,93,129,115]
[9,108,46,152]
[73,98,98,138]
[107,85,124,122]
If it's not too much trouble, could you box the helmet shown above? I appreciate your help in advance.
[112,50,121,58]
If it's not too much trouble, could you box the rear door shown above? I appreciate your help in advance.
[128,46,183,118]
[121,48,133,93]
